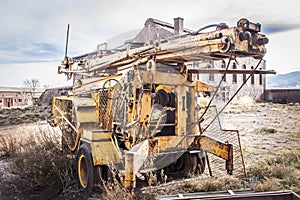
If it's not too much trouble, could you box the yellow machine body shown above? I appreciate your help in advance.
[51,18,271,192]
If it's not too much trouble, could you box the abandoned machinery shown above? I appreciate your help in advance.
[51,18,273,197]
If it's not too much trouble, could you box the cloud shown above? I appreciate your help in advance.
[21,42,60,58]
[1,0,299,57]
[0,61,72,87]
[0,0,299,86]
[0,39,62,64]
[262,24,300,34]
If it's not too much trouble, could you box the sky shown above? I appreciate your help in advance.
[0,0,299,87]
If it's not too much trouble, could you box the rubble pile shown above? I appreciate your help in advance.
[37,86,72,106]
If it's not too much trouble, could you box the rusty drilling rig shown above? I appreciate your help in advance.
[51,17,274,197]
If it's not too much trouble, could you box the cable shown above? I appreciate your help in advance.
[185,48,233,135]
[202,58,263,133]
[199,48,233,120]
[192,23,228,35]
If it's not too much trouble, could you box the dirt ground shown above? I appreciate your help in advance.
[0,102,299,199]
[222,101,300,163]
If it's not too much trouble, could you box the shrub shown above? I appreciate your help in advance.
[8,128,75,199]
[248,148,300,194]
[182,175,244,193]
[0,134,21,157]
[260,127,277,134]
[93,166,133,200]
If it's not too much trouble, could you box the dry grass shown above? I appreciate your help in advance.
[92,160,168,199]
[0,134,21,157]
[0,102,299,199]
[0,128,74,199]
[259,127,277,134]
[247,148,300,194]
[0,125,154,199]
[182,175,245,193]
[147,147,300,197]
[96,170,133,200]
[0,105,52,127]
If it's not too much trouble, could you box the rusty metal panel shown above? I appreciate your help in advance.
[156,190,300,200]
[197,135,232,160]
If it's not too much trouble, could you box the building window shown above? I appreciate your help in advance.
[0,99,2,103]
[18,99,22,102]
[221,60,226,82]
[259,68,263,85]
[208,64,214,81]
[251,66,255,84]
[242,64,247,83]
[232,62,237,83]
[221,60,226,68]
[209,73,214,81]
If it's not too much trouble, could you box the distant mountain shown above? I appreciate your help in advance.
[267,71,300,88]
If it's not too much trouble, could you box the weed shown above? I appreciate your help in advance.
[254,178,282,192]
[260,127,277,134]
[247,147,300,194]
[94,166,133,200]
[145,171,158,187]
[0,134,21,157]
[6,128,74,199]
[160,169,167,184]
[182,176,244,193]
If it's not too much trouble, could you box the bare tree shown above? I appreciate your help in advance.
[23,78,40,104]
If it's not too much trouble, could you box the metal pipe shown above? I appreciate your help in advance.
[205,151,212,176]
[236,130,247,178]
[65,24,70,57]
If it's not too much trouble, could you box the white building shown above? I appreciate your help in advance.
[189,57,267,101]
[0,87,44,109]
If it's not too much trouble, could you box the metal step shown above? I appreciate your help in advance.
[78,122,99,130]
